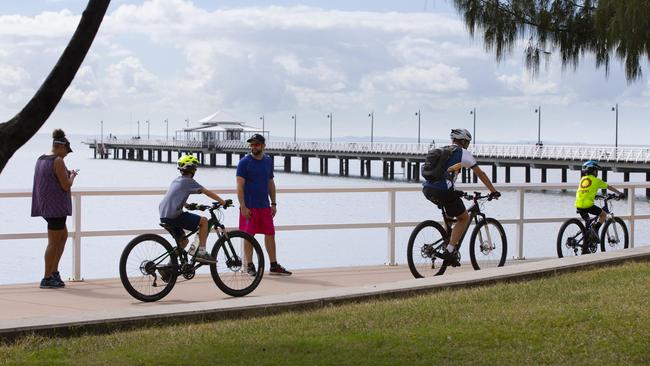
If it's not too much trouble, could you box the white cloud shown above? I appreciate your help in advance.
[497,72,558,95]
[361,64,469,94]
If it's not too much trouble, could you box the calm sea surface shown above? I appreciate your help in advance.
[1,134,649,284]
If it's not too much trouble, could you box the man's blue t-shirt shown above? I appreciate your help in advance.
[236,154,274,208]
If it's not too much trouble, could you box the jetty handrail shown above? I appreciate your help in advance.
[3,182,649,281]
[85,138,650,163]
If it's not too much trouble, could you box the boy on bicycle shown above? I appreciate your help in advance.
[422,128,500,267]
[575,160,624,243]
[159,155,227,263]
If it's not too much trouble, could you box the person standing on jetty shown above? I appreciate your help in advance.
[236,134,292,276]
[31,129,77,289]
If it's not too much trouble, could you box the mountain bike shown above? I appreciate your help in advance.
[119,200,265,302]
[407,191,507,277]
[557,193,628,257]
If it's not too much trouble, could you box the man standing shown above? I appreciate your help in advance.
[237,134,292,276]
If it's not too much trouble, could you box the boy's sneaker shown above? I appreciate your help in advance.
[269,264,292,276]
[195,249,216,264]
[246,263,257,277]
[52,271,65,287]
[158,265,172,283]
[441,250,461,267]
[40,277,64,289]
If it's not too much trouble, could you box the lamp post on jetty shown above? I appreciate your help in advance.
[164,119,169,140]
[368,111,374,147]
[327,113,333,143]
[137,120,140,139]
[612,103,619,158]
[534,106,542,145]
[100,120,103,144]
[146,120,150,140]
[415,109,421,145]
[291,114,297,142]
[469,108,476,147]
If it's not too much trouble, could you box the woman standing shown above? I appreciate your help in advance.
[31,129,78,289]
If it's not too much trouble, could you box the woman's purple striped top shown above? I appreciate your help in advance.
[31,155,72,218]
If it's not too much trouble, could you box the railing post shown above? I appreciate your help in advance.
[628,187,635,248]
[516,188,525,260]
[72,193,83,281]
[386,190,397,266]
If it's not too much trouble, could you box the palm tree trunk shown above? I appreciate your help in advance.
[0,0,110,174]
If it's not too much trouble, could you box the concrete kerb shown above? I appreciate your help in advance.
[1,246,649,342]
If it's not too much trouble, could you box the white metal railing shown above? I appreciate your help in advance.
[85,138,650,163]
[2,182,649,282]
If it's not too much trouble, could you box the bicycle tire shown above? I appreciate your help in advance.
[556,218,587,258]
[407,220,449,278]
[210,230,264,297]
[469,217,507,270]
[119,233,178,302]
[600,217,629,252]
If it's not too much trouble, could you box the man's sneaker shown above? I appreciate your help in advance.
[246,263,257,277]
[52,271,65,288]
[195,249,216,264]
[441,250,461,267]
[40,277,64,289]
[269,264,292,276]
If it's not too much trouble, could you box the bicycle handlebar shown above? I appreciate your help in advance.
[595,193,623,201]
[187,199,234,212]
[461,191,496,202]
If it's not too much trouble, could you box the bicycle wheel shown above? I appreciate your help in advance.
[119,234,178,302]
[407,220,449,278]
[557,219,587,258]
[210,230,264,297]
[469,218,507,270]
[600,217,629,252]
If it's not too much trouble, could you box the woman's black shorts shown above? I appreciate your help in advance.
[44,217,67,231]
[423,187,466,217]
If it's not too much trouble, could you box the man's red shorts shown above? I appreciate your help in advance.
[239,207,275,235]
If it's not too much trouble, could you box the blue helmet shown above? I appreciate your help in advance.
[582,160,601,174]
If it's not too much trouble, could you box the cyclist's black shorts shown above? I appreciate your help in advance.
[44,217,67,231]
[576,205,603,221]
[423,187,466,217]
[161,212,201,239]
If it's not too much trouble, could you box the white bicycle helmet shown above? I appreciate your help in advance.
[450,128,472,142]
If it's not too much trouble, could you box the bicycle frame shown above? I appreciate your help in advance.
[439,194,489,250]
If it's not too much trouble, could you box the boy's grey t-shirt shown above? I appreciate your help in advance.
[159,176,204,219]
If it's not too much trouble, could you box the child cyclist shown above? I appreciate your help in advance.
[575,160,625,242]
[159,155,227,263]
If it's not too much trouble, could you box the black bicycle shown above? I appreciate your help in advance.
[119,200,265,302]
[557,193,629,257]
[407,191,507,277]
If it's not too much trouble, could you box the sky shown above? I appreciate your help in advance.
[0,0,649,145]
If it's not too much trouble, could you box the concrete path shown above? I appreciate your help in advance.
[1,247,649,340]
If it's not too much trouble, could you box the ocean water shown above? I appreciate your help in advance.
[1,134,649,285]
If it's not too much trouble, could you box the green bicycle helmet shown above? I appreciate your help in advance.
[177,154,200,171]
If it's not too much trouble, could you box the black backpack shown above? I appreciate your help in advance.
[421,145,458,182]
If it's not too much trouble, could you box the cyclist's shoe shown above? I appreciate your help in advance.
[195,250,217,264]
[269,263,292,276]
[158,265,172,283]
[441,250,461,267]
[52,271,65,288]
[246,263,257,277]
[40,277,64,289]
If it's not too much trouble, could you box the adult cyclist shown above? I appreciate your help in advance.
[422,128,501,266]
[575,160,624,247]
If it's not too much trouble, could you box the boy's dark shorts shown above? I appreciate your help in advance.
[44,217,67,231]
[161,212,201,239]
[576,205,603,221]
[423,187,466,217]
